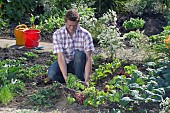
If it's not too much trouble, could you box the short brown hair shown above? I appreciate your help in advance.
[64,9,80,22]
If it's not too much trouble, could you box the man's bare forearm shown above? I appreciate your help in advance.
[84,51,92,82]
[85,58,92,82]
[58,52,67,81]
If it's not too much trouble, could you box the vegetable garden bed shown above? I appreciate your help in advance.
[0,47,169,113]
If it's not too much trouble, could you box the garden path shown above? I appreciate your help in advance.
[0,38,53,52]
[0,38,147,61]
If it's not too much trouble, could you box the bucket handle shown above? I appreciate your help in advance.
[15,24,28,30]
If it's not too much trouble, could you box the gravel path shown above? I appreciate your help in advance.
[0,38,147,61]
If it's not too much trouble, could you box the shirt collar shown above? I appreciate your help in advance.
[64,25,80,37]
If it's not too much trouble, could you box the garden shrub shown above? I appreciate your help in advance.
[0,0,37,32]
[97,10,124,59]
[165,12,170,25]
[0,0,37,21]
[124,0,147,16]
[124,0,164,16]
[122,17,145,30]
[148,26,170,59]
[33,3,95,34]
[91,0,129,16]
[91,0,117,16]
[149,26,170,43]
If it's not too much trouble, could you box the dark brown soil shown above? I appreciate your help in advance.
[0,48,51,67]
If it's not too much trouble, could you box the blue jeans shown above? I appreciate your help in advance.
[48,50,86,83]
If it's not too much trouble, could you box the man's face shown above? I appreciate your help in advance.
[65,20,78,35]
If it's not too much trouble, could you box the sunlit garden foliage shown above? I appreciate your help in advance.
[0,0,170,112]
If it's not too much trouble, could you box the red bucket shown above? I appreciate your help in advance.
[24,29,40,48]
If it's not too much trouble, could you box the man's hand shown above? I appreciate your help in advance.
[84,81,89,87]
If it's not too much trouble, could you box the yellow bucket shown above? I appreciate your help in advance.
[14,24,28,46]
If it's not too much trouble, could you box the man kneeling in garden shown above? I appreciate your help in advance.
[48,9,94,87]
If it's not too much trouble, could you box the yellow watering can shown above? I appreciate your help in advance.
[14,24,29,46]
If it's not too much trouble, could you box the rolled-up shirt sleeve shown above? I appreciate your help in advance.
[53,31,63,54]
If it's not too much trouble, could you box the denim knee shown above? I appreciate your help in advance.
[48,61,58,81]
[73,50,86,81]
[74,50,86,60]
[48,61,64,82]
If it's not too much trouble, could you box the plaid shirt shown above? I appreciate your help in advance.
[53,25,94,63]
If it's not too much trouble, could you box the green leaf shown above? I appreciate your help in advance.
[136,78,145,85]
[145,90,155,95]
[134,96,144,101]
[132,70,144,78]
[122,85,129,93]
[131,90,139,96]
[146,83,154,91]
[156,77,166,87]
[114,92,120,102]
[139,109,147,113]
[130,75,138,83]
[153,88,165,96]
[149,94,163,102]
[110,108,121,113]
[103,70,112,74]
[126,78,132,83]
[129,83,139,89]
[165,86,170,91]
[146,62,156,67]
[120,97,133,107]
[30,15,35,24]
[163,73,170,83]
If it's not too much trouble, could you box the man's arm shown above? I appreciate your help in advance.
[84,51,92,86]
[58,52,67,81]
